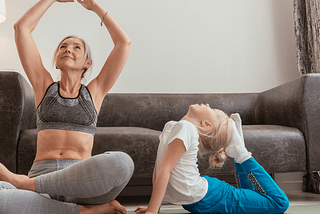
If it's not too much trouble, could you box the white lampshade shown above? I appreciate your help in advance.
[0,0,6,23]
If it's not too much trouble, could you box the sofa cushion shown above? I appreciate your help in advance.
[17,125,306,180]
[93,127,161,179]
[198,125,307,176]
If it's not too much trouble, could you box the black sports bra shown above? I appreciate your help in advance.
[36,82,97,135]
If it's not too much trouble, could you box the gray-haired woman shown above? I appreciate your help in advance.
[0,0,133,213]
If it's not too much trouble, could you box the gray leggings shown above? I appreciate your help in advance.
[0,151,134,214]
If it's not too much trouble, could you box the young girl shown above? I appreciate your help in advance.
[135,104,289,214]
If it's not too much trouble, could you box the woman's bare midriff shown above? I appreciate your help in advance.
[33,129,94,162]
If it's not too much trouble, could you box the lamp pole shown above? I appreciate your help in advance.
[0,0,6,23]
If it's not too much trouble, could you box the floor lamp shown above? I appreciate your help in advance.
[0,0,6,23]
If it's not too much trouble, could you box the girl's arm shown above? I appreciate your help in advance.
[14,0,69,106]
[152,160,157,186]
[136,139,186,214]
[81,0,131,112]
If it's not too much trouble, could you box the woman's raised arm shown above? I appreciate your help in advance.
[82,0,131,112]
[14,0,72,106]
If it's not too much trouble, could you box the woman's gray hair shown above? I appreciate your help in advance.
[53,35,93,83]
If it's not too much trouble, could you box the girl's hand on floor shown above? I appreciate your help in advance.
[135,206,148,213]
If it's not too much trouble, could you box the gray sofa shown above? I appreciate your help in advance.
[1,71,320,196]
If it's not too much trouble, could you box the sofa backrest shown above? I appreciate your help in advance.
[0,71,36,172]
[98,93,258,131]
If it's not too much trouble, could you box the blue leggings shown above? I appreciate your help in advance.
[183,157,289,214]
[0,151,134,214]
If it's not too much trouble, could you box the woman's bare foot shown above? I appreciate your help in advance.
[0,163,35,191]
[78,200,126,214]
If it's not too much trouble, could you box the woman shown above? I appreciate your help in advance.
[135,104,289,214]
[0,0,133,213]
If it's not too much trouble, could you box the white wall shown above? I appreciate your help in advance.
[0,0,299,93]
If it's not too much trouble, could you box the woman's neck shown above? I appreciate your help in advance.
[59,76,82,98]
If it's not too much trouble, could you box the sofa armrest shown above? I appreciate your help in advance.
[256,74,320,172]
[0,71,36,173]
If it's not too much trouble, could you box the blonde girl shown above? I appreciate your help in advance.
[135,104,289,214]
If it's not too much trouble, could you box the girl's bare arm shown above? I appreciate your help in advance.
[135,139,186,214]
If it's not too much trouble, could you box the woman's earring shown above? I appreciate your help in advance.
[56,66,58,69]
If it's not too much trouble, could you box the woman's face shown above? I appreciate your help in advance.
[55,38,88,72]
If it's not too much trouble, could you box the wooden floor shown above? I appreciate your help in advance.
[119,191,320,213]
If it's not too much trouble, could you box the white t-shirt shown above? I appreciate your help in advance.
[156,120,208,205]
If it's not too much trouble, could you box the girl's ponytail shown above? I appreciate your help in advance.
[208,148,228,168]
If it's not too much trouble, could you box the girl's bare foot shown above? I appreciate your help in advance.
[78,200,126,214]
[0,163,35,191]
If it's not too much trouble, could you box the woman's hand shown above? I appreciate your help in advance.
[56,0,74,2]
[77,0,98,11]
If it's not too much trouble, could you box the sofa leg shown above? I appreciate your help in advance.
[303,172,320,194]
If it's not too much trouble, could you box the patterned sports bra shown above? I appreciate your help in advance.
[36,82,97,135]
